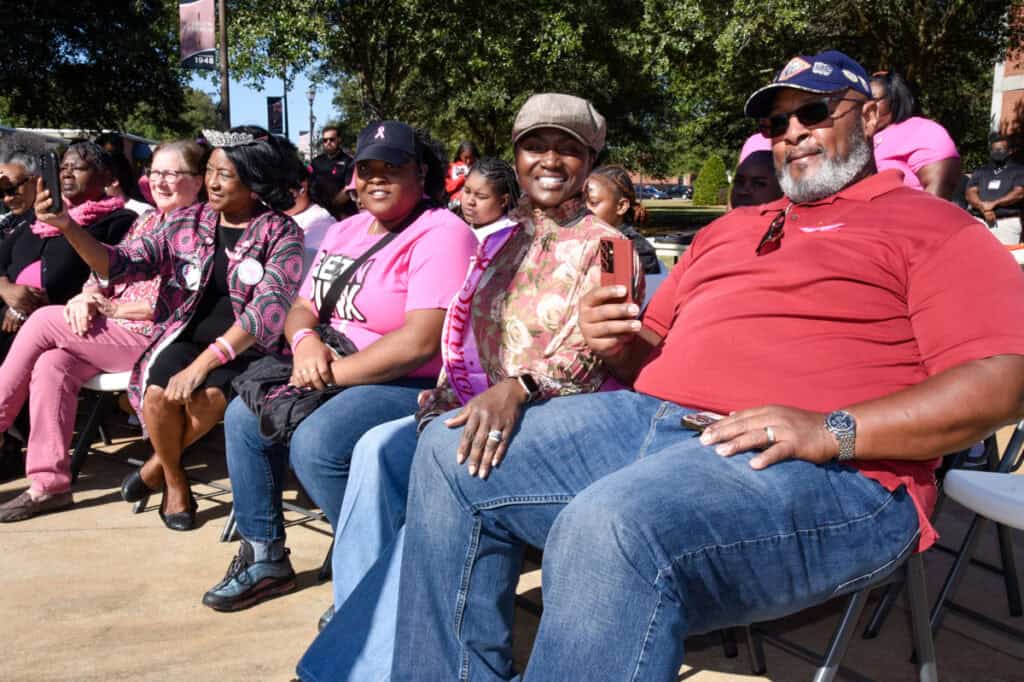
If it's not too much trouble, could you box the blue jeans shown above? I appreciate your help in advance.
[391,391,920,682]
[224,379,431,544]
[298,415,419,682]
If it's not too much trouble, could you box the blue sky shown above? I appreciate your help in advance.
[189,71,342,149]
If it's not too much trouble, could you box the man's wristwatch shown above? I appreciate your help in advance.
[514,374,541,403]
[824,410,857,462]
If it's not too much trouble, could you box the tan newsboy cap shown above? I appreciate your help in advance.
[512,93,606,153]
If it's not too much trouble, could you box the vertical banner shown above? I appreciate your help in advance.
[180,0,217,70]
[267,97,284,135]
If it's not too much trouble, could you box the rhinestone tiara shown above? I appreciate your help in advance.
[202,129,257,148]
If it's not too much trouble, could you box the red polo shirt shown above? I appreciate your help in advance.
[637,171,1024,550]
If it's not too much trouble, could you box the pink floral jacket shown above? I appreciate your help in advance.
[102,203,304,422]
[417,196,643,421]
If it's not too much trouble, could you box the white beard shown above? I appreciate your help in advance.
[777,119,873,204]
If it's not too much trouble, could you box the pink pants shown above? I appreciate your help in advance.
[0,305,149,494]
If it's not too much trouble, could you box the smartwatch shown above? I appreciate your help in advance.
[515,374,541,403]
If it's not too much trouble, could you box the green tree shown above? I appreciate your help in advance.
[692,154,728,206]
[0,1,188,132]
[123,88,221,141]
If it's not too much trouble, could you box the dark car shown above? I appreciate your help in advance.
[665,184,694,200]
[637,186,668,199]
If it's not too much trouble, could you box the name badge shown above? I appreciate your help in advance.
[988,179,1002,190]
[237,257,265,286]
[182,262,201,291]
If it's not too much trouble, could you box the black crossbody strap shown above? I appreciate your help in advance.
[318,201,429,324]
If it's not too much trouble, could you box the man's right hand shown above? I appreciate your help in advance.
[580,285,643,359]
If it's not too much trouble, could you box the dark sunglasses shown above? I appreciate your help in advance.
[756,206,792,256]
[758,96,861,138]
[0,177,30,198]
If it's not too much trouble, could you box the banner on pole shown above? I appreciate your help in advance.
[180,0,217,70]
[267,97,284,135]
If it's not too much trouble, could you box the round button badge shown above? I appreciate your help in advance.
[237,257,265,286]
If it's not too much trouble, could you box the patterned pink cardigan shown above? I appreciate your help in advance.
[102,202,305,426]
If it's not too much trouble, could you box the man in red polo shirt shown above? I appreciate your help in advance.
[391,51,1024,681]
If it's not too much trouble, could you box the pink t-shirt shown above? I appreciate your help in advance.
[299,206,477,377]
[873,116,959,191]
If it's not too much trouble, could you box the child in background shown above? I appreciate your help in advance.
[444,141,479,211]
[585,165,661,274]
[459,157,519,241]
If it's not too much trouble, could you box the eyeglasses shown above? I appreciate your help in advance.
[321,137,339,144]
[148,169,199,183]
[756,206,791,256]
[758,96,862,138]
[0,177,30,198]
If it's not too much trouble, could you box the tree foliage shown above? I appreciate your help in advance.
[692,154,728,206]
[0,0,188,132]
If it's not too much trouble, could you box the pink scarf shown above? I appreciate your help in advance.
[31,196,126,238]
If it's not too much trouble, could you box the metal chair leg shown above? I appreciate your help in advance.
[744,625,767,675]
[69,393,110,482]
[318,539,334,582]
[220,505,237,542]
[995,522,1022,617]
[812,588,871,682]
[718,627,738,658]
[931,515,986,633]
[905,554,938,682]
[862,582,902,639]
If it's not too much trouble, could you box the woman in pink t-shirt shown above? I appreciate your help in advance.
[202,121,477,611]
[870,71,960,199]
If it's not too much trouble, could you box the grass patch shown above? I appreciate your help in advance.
[640,199,727,236]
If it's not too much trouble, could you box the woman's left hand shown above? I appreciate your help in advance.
[698,405,837,470]
[445,378,529,479]
[164,361,211,405]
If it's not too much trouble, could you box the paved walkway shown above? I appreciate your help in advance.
[2,417,1022,681]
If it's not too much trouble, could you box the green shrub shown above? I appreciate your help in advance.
[692,154,728,206]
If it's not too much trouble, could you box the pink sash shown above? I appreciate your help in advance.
[441,219,518,405]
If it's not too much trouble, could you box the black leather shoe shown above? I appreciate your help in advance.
[120,469,158,503]
[159,488,197,532]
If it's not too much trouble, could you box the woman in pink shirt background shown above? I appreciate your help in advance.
[870,71,961,199]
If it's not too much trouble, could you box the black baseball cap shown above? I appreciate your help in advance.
[354,121,417,166]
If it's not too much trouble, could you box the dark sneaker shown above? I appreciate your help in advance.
[202,539,296,612]
[0,490,73,522]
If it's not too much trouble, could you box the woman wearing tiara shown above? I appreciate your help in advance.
[33,127,305,531]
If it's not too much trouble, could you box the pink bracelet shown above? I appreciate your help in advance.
[208,343,229,366]
[215,336,237,361]
[290,328,318,354]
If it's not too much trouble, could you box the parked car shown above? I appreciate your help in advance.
[665,184,694,200]
[636,186,667,199]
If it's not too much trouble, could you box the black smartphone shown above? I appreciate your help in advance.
[681,411,725,432]
[38,151,63,214]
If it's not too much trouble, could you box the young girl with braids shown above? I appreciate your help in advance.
[585,164,662,274]
[459,157,520,241]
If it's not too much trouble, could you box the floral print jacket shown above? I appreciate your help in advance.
[417,196,643,421]
[102,203,304,424]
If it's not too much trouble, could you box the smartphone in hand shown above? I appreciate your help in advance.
[38,151,63,214]
[599,237,636,304]
[681,411,725,432]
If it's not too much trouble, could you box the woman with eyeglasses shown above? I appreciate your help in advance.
[870,71,960,199]
[30,128,305,531]
[0,140,208,522]
[0,141,136,365]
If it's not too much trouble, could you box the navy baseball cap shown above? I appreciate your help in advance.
[744,50,872,118]
[354,121,417,166]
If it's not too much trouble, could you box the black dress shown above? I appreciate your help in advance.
[146,225,258,399]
